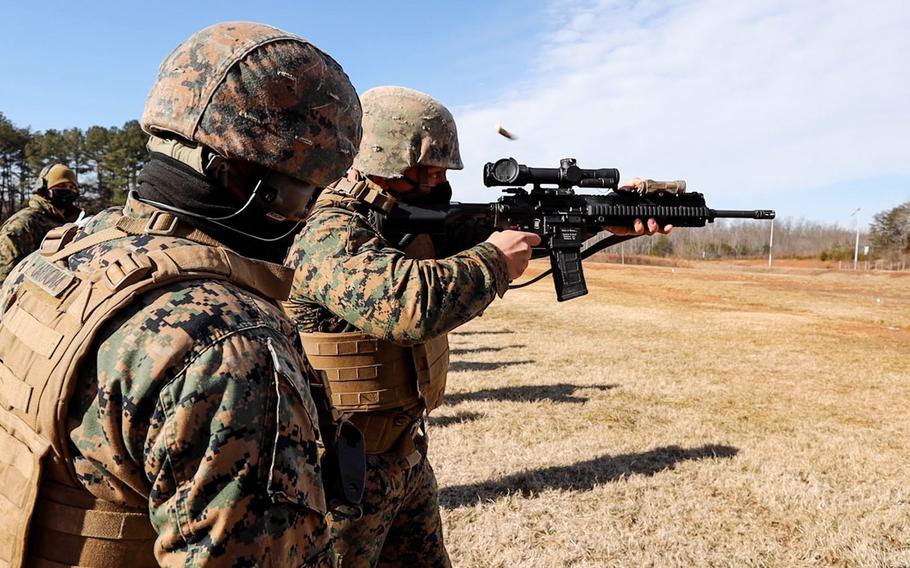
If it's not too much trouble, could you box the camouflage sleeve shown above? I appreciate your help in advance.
[287,207,510,345]
[145,332,332,567]
[70,326,333,567]
[0,219,37,283]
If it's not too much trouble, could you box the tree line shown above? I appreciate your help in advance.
[2,112,908,264]
[869,201,910,263]
[0,112,147,219]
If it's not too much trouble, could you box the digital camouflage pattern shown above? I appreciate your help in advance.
[331,439,450,568]
[351,87,463,179]
[0,198,336,567]
[284,182,507,567]
[0,194,67,282]
[284,183,509,343]
[141,21,361,187]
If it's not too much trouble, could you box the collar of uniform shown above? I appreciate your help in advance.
[28,194,66,221]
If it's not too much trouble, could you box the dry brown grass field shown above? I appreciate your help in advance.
[430,260,909,567]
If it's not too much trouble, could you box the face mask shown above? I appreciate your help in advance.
[391,167,453,206]
[49,188,78,209]
[403,181,452,206]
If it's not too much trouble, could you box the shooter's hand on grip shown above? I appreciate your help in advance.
[485,230,542,280]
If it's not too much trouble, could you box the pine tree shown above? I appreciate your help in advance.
[0,113,32,218]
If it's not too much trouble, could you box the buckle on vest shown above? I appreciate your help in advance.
[39,224,79,256]
[102,251,152,291]
[349,182,396,214]
[144,211,179,236]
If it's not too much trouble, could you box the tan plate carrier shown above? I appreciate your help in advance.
[0,214,293,568]
[301,178,451,457]
[300,332,449,455]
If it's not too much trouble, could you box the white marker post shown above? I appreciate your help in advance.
[768,218,774,268]
[851,207,861,270]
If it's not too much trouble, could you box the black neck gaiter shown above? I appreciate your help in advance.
[135,154,297,263]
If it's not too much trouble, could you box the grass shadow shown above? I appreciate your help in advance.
[449,345,525,356]
[449,360,535,372]
[450,330,513,336]
[440,444,739,509]
[443,383,618,406]
[427,411,484,428]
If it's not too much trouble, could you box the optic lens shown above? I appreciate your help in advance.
[492,158,519,184]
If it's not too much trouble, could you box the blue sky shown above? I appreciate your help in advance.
[2,0,908,228]
[1,0,545,131]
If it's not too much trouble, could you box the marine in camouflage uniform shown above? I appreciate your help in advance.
[0,22,361,567]
[0,163,80,282]
[284,87,535,567]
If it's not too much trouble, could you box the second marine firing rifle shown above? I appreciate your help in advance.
[380,158,776,301]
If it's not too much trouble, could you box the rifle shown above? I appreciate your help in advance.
[378,157,775,302]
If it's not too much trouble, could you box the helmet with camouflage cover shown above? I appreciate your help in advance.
[141,21,361,188]
[352,86,463,179]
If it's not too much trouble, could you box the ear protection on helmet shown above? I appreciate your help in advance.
[131,150,313,244]
[32,164,53,192]
[204,152,317,222]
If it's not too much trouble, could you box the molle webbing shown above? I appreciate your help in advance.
[300,332,421,412]
[28,481,157,567]
[412,334,449,412]
[1,243,294,467]
[0,215,295,567]
[318,178,396,214]
[299,332,449,454]
[0,410,46,567]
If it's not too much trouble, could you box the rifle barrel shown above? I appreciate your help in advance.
[712,209,776,220]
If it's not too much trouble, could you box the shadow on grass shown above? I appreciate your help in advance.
[450,329,513,336]
[443,383,618,406]
[427,411,484,428]
[440,444,739,509]
[449,360,535,373]
[449,345,524,356]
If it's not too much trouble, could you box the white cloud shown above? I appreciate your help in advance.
[448,0,910,217]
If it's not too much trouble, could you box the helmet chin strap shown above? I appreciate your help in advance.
[382,168,434,201]
[406,167,435,195]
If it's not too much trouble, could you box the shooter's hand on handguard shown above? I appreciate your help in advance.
[603,178,674,236]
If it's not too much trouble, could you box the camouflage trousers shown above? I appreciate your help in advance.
[331,439,451,568]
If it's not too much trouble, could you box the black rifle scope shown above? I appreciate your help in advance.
[483,157,620,189]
